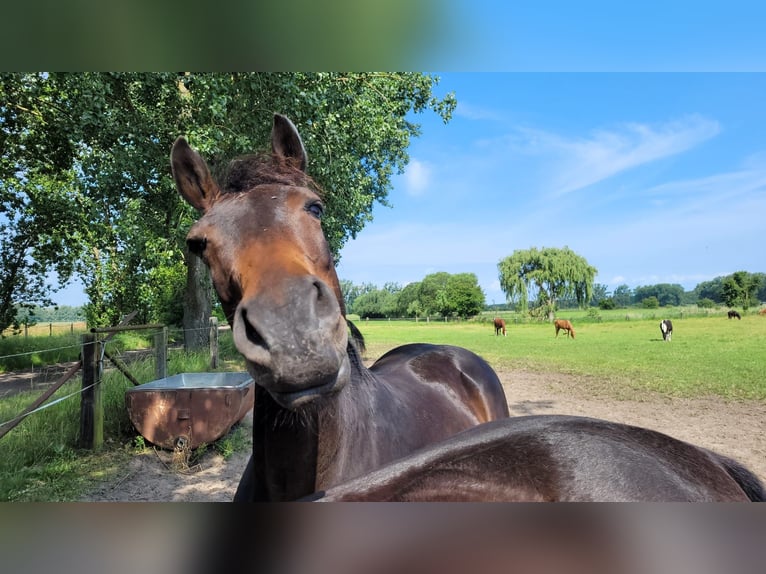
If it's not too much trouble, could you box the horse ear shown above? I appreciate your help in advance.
[272,114,308,172]
[171,137,220,213]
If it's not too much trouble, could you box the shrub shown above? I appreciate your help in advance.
[641,296,660,309]
[697,298,716,309]
[598,298,616,310]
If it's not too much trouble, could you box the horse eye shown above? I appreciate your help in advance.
[307,202,324,220]
[187,237,207,256]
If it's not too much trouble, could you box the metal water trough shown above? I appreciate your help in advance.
[125,372,254,450]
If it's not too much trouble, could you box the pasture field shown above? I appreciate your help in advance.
[356,314,766,400]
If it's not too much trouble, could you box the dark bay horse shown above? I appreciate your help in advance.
[171,114,509,501]
[307,415,766,502]
[728,310,742,320]
[554,319,575,339]
[493,317,506,336]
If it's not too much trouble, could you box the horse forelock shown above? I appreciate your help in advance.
[218,152,322,196]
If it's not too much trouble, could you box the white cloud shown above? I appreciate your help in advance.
[403,159,432,196]
[517,115,721,197]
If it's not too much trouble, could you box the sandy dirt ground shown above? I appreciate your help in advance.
[78,368,766,502]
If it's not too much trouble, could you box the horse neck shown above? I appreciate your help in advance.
[251,341,376,499]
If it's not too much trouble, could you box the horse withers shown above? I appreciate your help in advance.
[171,114,509,501]
[660,319,673,341]
[493,317,506,336]
[554,319,575,339]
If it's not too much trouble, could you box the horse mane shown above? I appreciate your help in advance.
[218,152,323,196]
[346,319,366,354]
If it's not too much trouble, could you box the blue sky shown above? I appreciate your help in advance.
[336,73,766,305]
[49,1,766,307]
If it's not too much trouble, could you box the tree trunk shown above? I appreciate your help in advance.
[183,249,212,351]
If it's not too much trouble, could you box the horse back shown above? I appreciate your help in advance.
[370,343,509,423]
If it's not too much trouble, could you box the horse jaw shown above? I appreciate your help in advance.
[245,351,351,410]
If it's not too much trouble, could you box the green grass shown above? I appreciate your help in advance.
[356,314,766,401]
[0,332,247,501]
[2,314,763,500]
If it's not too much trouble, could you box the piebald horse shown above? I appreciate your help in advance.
[660,319,673,341]
[171,114,509,501]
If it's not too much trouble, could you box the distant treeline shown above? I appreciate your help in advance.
[14,305,86,324]
[345,271,766,318]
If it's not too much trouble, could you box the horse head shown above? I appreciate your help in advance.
[171,114,350,409]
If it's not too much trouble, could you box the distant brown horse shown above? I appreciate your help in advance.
[554,319,575,339]
[171,114,509,501]
[760,308,766,316]
[728,310,742,320]
[493,317,506,336]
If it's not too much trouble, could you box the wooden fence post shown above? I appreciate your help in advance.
[209,316,219,370]
[79,333,103,450]
[155,326,168,380]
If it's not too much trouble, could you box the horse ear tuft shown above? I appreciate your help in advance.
[272,114,308,172]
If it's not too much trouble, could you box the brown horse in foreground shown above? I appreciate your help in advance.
[493,317,506,336]
[554,319,575,338]
[171,114,509,501]
[306,415,766,502]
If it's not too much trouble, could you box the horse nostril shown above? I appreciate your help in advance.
[243,309,269,350]
[313,280,323,301]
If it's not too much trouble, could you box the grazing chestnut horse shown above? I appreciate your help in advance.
[660,319,673,341]
[171,114,509,501]
[493,317,506,336]
[554,319,575,339]
[728,310,742,320]
[307,415,766,502]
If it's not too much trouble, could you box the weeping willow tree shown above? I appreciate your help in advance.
[498,247,597,321]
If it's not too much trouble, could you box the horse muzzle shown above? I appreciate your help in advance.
[232,275,350,409]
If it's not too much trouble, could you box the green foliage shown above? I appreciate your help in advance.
[612,284,633,307]
[497,246,597,318]
[634,283,685,307]
[343,272,485,319]
[0,335,247,501]
[721,271,762,311]
[2,72,455,329]
[697,298,716,309]
[598,297,616,310]
[641,296,660,308]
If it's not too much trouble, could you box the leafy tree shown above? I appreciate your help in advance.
[721,271,762,311]
[612,284,633,307]
[694,277,725,304]
[396,281,421,317]
[598,297,616,310]
[417,272,451,317]
[753,272,766,303]
[1,73,455,346]
[633,283,684,307]
[353,288,397,319]
[497,247,597,320]
[641,296,660,309]
[444,273,485,317]
[590,283,610,307]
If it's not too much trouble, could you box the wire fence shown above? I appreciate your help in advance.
[0,322,229,438]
